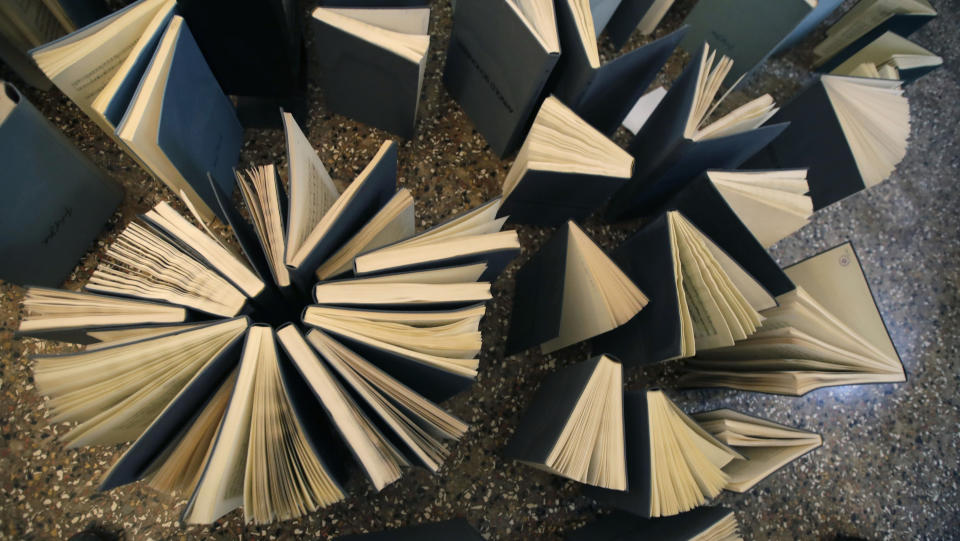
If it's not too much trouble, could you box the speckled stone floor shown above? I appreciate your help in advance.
[0,0,958,539]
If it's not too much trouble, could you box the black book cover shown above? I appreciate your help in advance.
[311,10,425,138]
[604,0,657,50]
[743,77,863,210]
[176,0,303,100]
[334,519,484,540]
[567,506,736,540]
[592,214,682,365]
[16,319,200,346]
[552,14,687,135]
[98,322,248,490]
[0,82,122,287]
[816,13,936,73]
[505,224,570,355]
[443,0,560,157]
[583,390,652,516]
[504,356,604,465]
[657,173,795,296]
[499,170,626,226]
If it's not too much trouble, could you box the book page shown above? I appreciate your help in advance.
[283,112,340,262]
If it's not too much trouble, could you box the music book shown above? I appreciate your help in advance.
[603,0,677,50]
[498,96,634,225]
[30,1,243,220]
[549,3,687,134]
[812,0,936,73]
[0,81,122,287]
[335,519,484,540]
[506,221,648,355]
[311,5,430,137]
[505,355,627,490]
[592,211,775,365]
[605,43,787,220]
[583,388,741,517]
[681,242,906,395]
[656,169,810,296]
[693,409,822,493]
[353,199,519,282]
[826,31,943,84]
[443,0,561,156]
[678,0,817,86]
[567,507,741,541]
[743,75,909,210]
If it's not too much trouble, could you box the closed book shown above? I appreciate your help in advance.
[0,81,122,287]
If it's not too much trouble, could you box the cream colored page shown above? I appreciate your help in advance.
[714,184,809,248]
[784,243,898,361]
[326,7,430,34]
[283,112,340,260]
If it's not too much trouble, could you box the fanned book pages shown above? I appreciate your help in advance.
[505,356,628,490]
[549,2,687,134]
[353,198,520,282]
[334,519,485,540]
[656,170,808,298]
[507,221,648,355]
[443,0,560,156]
[30,2,243,220]
[593,211,775,365]
[744,75,909,210]
[566,507,741,541]
[812,0,936,73]
[498,96,634,225]
[606,43,787,220]
[693,409,822,493]
[678,0,817,86]
[0,81,122,287]
[583,389,741,517]
[826,31,943,84]
[604,0,679,49]
[311,6,430,137]
[17,287,187,343]
[681,242,906,395]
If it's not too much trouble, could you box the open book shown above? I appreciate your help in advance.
[828,31,943,83]
[567,507,742,541]
[583,388,742,517]
[498,96,634,225]
[443,0,560,156]
[593,211,775,365]
[813,0,936,72]
[682,242,906,395]
[744,75,910,210]
[311,6,430,137]
[694,409,822,493]
[30,1,243,220]
[606,43,786,220]
[507,221,648,355]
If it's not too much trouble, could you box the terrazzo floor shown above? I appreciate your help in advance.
[0,0,958,539]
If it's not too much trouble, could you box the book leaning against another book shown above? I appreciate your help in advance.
[30,0,243,221]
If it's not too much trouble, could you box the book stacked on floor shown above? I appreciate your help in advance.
[605,42,788,220]
[506,356,742,516]
[744,75,909,210]
[681,242,906,396]
[311,4,431,137]
[567,507,742,541]
[30,0,243,221]
[19,119,520,524]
